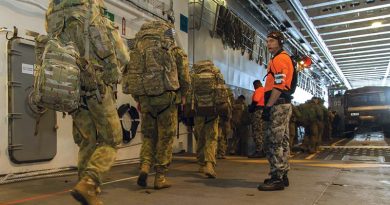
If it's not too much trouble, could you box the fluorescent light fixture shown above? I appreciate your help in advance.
[372,21,383,28]
[311,54,319,61]
[287,28,300,40]
[301,43,311,52]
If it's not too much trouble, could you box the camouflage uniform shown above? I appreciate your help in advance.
[138,47,190,170]
[139,92,179,168]
[251,109,264,153]
[295,101,322,153]
[217,115,231,158]
[230,99,251,155]
[72,86,122,184]
[264,104,292,179]
[288,109,297,151]
[217,89,232,158]
[46,1,126,185]
[195,116,219,165]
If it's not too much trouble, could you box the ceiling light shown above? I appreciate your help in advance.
[371,21,383,28]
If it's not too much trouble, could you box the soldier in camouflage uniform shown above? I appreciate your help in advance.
[192,61,229,178]
[230,95,248,155]
[258,31,293,191]
[217,88,233,159]
[289,106,297,152]
[46,0,129,204]
[134,22,191,189]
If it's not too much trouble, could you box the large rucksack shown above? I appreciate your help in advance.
[122,21,179,96]
[46,1,129,87]
[33,37,81,112]
[191,60,230,117]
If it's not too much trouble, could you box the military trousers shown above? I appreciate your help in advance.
[194,116,219,165]
[251,109,264,153]
[264,103,292,179]
[217,118,231,157]
[72,86,122,185]
[139,93,178,170]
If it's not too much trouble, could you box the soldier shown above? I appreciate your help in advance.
[230,95,248,155]
[289,106,297,152]
[298,100,321,153]
[248,80,266,158]
[257,31,294,191]
[123,20,191,190]
[312,97,327,145]
[217,88,233,159]
[192,60,229,178]
[46,0,130,204]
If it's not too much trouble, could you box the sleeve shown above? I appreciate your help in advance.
[173,47,191,97]
[272,55,290,91]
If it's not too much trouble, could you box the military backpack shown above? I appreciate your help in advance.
[191,60,230,117]
[122,20,179,96]
[33,37,81,112]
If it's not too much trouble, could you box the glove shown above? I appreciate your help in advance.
[262,106,272,121]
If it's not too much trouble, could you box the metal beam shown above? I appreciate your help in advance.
[333,48,390,57]
[345,73,384,76]
[338,61,390,67]
[332,44,390,52]
[334,52,390,60]
[311,4,390,20]
[287,0,351,89]
[340,62,390,69]
[327,38,390,48]
[321,24,390,36]
[304,0,355,10]
[382,60,390,86]
[337,56,390,64]
[342,66,387,73]
[324,31,390,42]
[316,14,390,29]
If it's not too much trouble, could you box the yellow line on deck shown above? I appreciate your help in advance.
[305,152,319,160]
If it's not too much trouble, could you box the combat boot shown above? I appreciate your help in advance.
[154,166,171,190]
[71,176,104,205]
[204,162,217,178]
[137,163,150,188]
[257,178,285,191]
[264,174,289,187]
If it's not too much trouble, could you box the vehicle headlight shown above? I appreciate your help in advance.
[350,112,359,116]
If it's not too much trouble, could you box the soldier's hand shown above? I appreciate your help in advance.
[262,106,272,121]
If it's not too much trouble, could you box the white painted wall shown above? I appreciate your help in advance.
[0,0,189,175]
[189,26,266,91]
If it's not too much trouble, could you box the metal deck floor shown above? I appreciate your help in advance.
[1,155,390,205]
